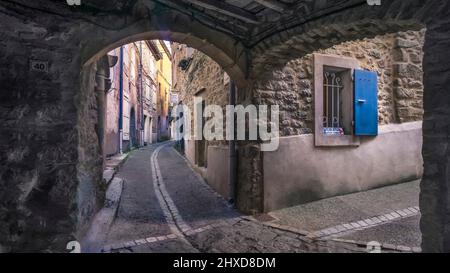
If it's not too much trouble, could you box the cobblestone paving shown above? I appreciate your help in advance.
[103,142,395,253]
[157,146,240,230]
[104,144,171,246]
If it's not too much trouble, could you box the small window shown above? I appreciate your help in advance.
[314,54,360,147]
[314,54,378,147]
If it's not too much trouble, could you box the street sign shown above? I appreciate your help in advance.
[170,93,179,104]
[30,60,49,73]
[323,127,344,136]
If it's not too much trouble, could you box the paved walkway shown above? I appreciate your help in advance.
[269,180,422,250]
[99,142,416,253]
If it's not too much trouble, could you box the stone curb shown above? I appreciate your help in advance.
[102,217,243,252]
[104,153,130,184]
[245,209,422,253]
[243,215,311,237]
[310,206,420,240]
[81,152,130,253]
[82,177,124,253]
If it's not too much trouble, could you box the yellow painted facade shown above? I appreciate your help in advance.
[156,41,172,140]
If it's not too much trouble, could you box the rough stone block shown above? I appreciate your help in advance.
[105,177,123,208]
[103,169,115,185]
[394,63,422,79]
[393,49,408,62]
[395,38,420,48]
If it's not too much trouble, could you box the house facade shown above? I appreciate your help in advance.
[172,28,425,211]
[156,41,173,142]
[105,41,161,156]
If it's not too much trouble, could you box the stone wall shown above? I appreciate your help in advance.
[393,31,425,123]
[264,122,423,211]
[173,45,230,147]
[420,17,450,253]
[78,62,105,239]
[0,4,108,252]
[0,6,100,251]
[254,29,425,137]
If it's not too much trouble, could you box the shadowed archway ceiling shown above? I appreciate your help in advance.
[68,0,368,46]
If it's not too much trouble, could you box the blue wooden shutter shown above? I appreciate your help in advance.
[354,69,378,136]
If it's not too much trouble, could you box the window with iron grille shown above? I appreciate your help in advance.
[322,67,353,136]
[314,54,359,147]
[314,54,378,147]
[323,71,343,133]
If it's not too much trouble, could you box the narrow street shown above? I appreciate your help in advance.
[100,142,370,253]
[4,0,450,256]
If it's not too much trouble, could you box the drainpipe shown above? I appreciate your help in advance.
[119,46,124,154]
[229,81,237,205]
[139,41,145,147]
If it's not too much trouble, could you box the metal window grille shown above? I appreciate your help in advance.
[323,72,343,128]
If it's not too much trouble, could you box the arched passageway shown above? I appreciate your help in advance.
[0,0,449,253]
[241,0,450,252]
[81,15,249,90]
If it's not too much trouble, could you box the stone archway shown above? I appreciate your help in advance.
[0,1,251,252]
[80,7,249,90]
[72,6,259,253]
[419,19,450,252]
[242,0,450,252]
[250,1,429,77]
